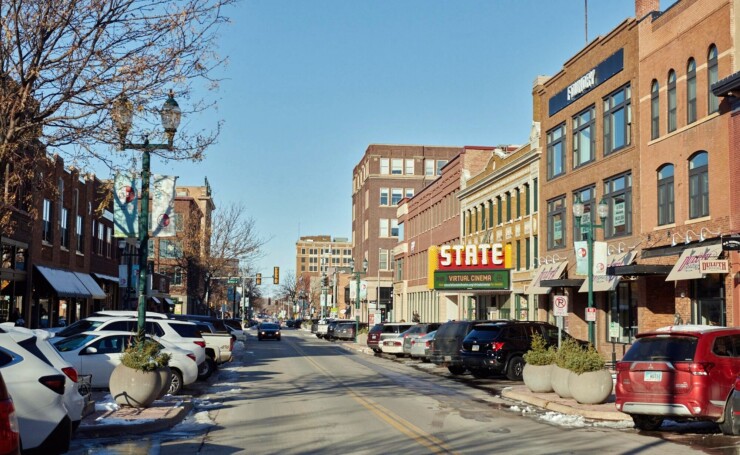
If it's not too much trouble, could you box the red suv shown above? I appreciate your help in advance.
[615,325,739,433]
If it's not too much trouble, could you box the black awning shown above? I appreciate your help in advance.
[712,71,740,97]
[608,264,672,276]
[541,279,584,288]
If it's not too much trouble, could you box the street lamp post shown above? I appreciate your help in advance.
[572,196,609,347]
[111,91,181,343]
[349,257,368,342]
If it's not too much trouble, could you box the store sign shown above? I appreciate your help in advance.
[434,270,510,290]
[722,234,740,251]
[437,243,508,270]
[700,260,729,274]
[428,243,512,290]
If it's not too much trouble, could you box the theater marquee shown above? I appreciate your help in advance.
[427,243,512,291]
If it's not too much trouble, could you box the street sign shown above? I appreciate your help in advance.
[585,307,597,322]
[553,295,568,317]
[227,277,239,284]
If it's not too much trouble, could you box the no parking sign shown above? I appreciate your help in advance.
[553,295,568,317]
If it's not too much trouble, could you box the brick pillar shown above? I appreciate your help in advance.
[635,0,660,19]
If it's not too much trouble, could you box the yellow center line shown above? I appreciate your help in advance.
[291,340,460,455]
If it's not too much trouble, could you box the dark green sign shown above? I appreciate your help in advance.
[433,270,510,290]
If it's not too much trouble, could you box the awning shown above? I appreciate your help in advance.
[527,262,568,295]
[578,251,637,293]
[93,273,119,283]
[35,265,91,298]
[609,264,673,276]
[541,279,584,288]
[666,243,723,281]
[74,272,107,299]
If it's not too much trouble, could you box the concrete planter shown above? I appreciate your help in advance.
[109,363,162,408]
[356,333,368,346]
[550,364,573,399]
[568,369,614,405]
[157,366,172,398]
[522,363,553,393]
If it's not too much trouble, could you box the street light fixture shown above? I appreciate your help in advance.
[349,257,368,342]
[111,91,181,343]
[572,196,609,347]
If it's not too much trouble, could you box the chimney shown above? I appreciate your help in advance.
[635,0,660,19]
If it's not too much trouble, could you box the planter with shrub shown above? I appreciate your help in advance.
[109,338,171,408]
[522,333,555,393]
[567,346,613,405]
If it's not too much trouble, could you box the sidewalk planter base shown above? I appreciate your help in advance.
[157,366,172,398]
[551,364,573,399]
[568,369,613,405]
[109,364,162,408]
[522,364,553,393]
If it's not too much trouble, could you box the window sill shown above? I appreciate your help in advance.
[685,216,711,225]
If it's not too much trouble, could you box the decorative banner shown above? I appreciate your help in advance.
[574,241,608,277]
[593,241,607,276]
[113,173,139,238]
[151,175,177,238]
[575,241,588,275]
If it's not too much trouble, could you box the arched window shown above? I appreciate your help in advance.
[708,45,719,114]
[650,80,660,139]
[687,58,696,123]
[657,164,674,225]
[688,151,709,218]
[667,70,677,132]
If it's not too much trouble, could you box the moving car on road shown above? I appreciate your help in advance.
[258,323,281,341]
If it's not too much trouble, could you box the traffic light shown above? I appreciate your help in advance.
[256,273,262,286]
[322,274,329,287]
[273,266,279,285]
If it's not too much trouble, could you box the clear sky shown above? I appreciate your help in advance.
[153,0,668,296]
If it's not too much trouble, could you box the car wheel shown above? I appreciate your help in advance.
[719,398,738,435]
[506,356,525,381]
[448,365,466,375]
[470,368,491,379]
[168,369,183,395]
[198,357,216,380]
[632,415,663,431]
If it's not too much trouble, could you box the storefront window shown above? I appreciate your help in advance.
[608,281,637,344]
[692,274,725,326]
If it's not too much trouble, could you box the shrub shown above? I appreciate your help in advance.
[554,336,583,369]
[120,339,170,372]
[567,346,606,375]
[523,333,555,366]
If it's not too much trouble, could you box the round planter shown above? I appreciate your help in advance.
[568,369,614,405]
[550,364,573,399]
[157,366,172,398]
[522,363,553,393]
[109,363,162,408]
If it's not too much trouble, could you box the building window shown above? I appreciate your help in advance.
[405,188,414,199]
[380,219,389,237]
[391,188,403,206]
[515,188,521,218]
[657,164,675,226]
[573,105,595,168]
[60,208,70,249]
[76,215,84,253]
[524,184,530,216]
[391,219,399,237]
[688,151,709,219]
[572,186,595,242]
[525,237,531,270]
[106,226,112,258]
[424,159,434,176]
[379,249,389,270]
[380,158,389,175]
[546,196,566,250]
[667,70,677,133]
[505,192,512,222]
[546,123,566,179]
[405,159,414,175]
[708,45,719,114]
[488,199,494,226]
[687,58,697,124]
[435,160,448,175]
[42,199,52,243]
[603,84,631,155]
[496,196,502,225]
[515,240,521,271]
[159,240,182,259]
[533,179,538,212]
[480,204,486,230]
[391,158,403,175]
[609,281,638,344]
[97,223,104,255]
[603,173,632,238]
[379,188,389,206]
[650,80,659,140]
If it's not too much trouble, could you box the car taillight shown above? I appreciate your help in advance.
[675,362,714,375]
[615,362,631,372]
[39,374,66,395]
[229,338,235,350]
[187,354,196,362]
[425,340,431,348]
[492,342,505,351]
[411,340,416,346]
[0,398,19,455]
[194,341,206,348]
[61,366,79,383]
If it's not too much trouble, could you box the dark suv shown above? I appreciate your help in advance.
[460,321,573,381]
[430,320,499,375]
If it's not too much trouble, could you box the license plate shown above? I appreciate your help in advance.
[472,345,480,352]
[444,355,452,361]
[644,371,662,382]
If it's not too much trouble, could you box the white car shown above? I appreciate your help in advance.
[410,330,437,361]
[380,334,407,356]
[0,328,73,453]
[53,331,198,395]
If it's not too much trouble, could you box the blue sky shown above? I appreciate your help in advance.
[154,0,663,296]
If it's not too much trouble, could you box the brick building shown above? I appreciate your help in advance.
[295,235,352,318]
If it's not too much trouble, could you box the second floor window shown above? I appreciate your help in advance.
[391,188,403,205]
[603,173,632,238]
[573,105,595,168]
[667,70,677,133]
[60,208,70,249]
[379,188,389,206]
[76,215,84,253]
[547,196,566,250]
[651,80,660,140]
[687,58,697,124]
[573,186,595,242]
[42,199,52,243]
[604,85,631,154]
[547,124,566,179]
[657,164,675,226]
[379,249,389,270]
[708,45,719,114]
[689,151,709,219]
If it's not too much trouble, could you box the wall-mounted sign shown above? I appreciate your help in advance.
[428,243,512,290]
[433,270,510,290]
[722,234,740,251]
[700,260,729,274]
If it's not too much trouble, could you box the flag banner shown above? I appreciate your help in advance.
[575,241,588,275]
[113,173,139,238]
[151,175,177,238]
[593,241,608,276]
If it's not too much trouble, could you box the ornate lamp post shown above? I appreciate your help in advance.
[349,257,368,342]
[572,196,609,346]
[111,91,181,343]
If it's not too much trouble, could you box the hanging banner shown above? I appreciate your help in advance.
[574,241,608,276]
[113,173,139,238]
[151,175,177,238]
[575,241,588,275]
[593,241,608,276]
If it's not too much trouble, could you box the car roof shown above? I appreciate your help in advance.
[637,325,737,338]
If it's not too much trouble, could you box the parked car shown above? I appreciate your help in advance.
[257,323,281,341]
[366,323,416,353]
[460,321,581,381]
[325,320,345,340]
[334,322,367,341]
[728,376,740,436]
[615,325,740,433]
[402,323,442,356]
[429,320,499,375]
[170,314,245,343]
[410,330,437,361]
[53,331,198,395]
[0,370,20,455]
[380,334,406,356]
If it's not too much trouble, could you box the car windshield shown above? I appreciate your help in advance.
[56,320,103,337]
[464,326,503,342]
[53,334,98,352]
[622,336,698,362]
[261,323,279,330]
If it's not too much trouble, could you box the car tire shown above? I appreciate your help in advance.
[198,357,216,380]
[448,365,466,375]
[168,369,183,395]
[719,397,737,435]
[506,356,525,381]
[632,415,663,431]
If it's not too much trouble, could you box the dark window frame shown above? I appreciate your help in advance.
[667,70,677,133]
[603,84,632,155]
[708,45,719,114]
[657,164,675,226]
[603,172,632,239]
[687,58,697,124]
[650,79,660,140]
[546,123,566,180]
[572,105,596,168]
[688,151,709,219]
[546,195,566,250]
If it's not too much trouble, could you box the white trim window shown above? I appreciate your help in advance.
[391,188,403,206]
[391,219,399,237]
[391,158,403,175]
[379,249,389,270]
[425,159,434,176]
[380,158,389,175]
[379,188,389,206]
[380,219,389,237]
[405,159,414,175]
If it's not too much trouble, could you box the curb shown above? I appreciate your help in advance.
[76,400,193,439]
[501,387,631,422]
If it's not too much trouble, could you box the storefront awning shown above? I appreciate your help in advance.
[74,272,107,299]
[666,243,723,281]
[578,251,637,293]
[35,265,91,298]
[541,278,584,288]
[527,262,568,295]
[608,264,673,276]
[93,273,119,283]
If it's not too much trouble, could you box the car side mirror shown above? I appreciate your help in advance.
[84,346,98,355]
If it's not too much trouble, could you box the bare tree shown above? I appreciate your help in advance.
[276,271,298,303]
[0,0,238,226]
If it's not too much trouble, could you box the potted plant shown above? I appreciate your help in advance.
[567,346,613,405]
[550,337,582,399]
[522,333,556,393]
[109,338,171,408]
